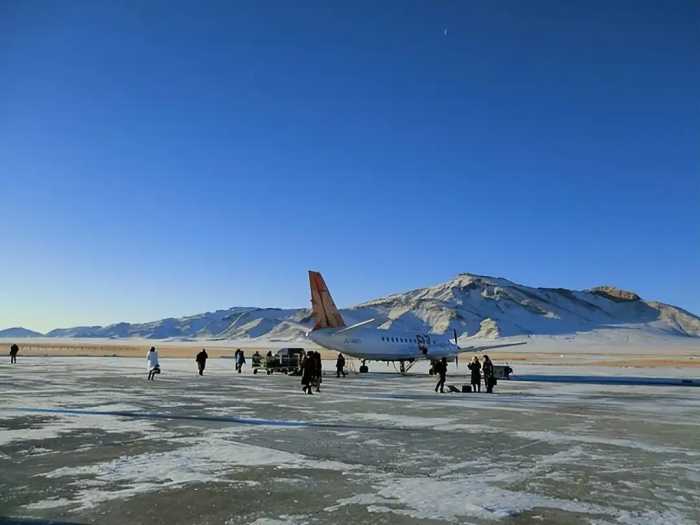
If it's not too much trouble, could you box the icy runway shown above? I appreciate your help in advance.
[1,357,699,524]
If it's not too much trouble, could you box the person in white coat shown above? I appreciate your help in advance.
[147,347,160,380]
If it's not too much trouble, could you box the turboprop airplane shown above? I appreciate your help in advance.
[306,271,526,374]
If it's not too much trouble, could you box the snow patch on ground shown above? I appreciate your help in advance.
[350,413,455,428]
[245,516,310,525]
[34,433,357,510]
[513,430,700,457]
[326,474,610,521]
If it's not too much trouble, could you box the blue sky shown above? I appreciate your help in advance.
[1,1,698,332]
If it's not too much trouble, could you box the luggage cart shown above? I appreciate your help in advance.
[256,347,306,375]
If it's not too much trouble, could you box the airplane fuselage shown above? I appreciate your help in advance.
[308,327,457,362]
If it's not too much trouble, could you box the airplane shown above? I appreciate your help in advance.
[306,271,526,374]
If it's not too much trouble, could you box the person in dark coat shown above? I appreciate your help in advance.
[235,349,246,373]
[336,353,346,378]
[9,343,19,364]
[434,357,447,393]
[482,355,495,393]
[301,351,314,394]
[503,363,513,379]
[195,349,208,376]
[467,356,481,392]
[313,351,323,392]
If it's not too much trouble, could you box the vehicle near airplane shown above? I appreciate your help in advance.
[306,271,526,373]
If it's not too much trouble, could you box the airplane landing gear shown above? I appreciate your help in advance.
[392,359,416,375]
[359,359,369,373]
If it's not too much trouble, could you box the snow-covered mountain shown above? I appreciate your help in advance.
[351,274,700,339]
[0,327,44,338]
[44,307,310,340]
[4,273,700,341]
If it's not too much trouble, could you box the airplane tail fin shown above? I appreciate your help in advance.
[309,271,346,331]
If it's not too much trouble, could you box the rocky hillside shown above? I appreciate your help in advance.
[351,274,700,339]
[4,274,700,340]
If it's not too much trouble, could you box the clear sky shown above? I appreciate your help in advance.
[1,1,699,332]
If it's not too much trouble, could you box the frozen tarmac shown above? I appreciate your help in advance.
[1,357,699,525]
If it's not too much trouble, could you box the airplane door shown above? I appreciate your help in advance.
[416,335,428,355]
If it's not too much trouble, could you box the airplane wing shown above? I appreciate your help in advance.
[335,318,376,334]
[457,341,527,353]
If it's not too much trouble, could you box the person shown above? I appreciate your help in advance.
[195,348,208,376]
[482,354,495,393]
[9,343,19,365]
[147,347,160,381]
[503,363,513,380]
[434,357,447,393]
[313,351,323,392]
[235,349,246,373]
[467,356,481,392]
[336,353,346,378]
[301,351,314,394]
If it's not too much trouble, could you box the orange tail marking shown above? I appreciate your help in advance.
[309,271,346,330]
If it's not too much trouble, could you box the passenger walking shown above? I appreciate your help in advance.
[235,349,246,373]
[434,357,447,393]
[313,351,323,392]
[482,354,495,393]
[147,347,160,381]
[301,351,314,394]
[336,353,346,378]
[9,343,19,364]
[195,349,208,376]
[467,356,481,392]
